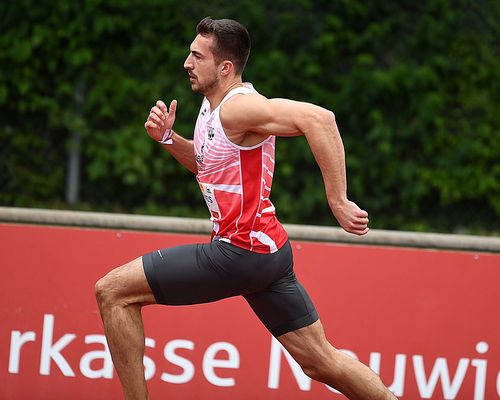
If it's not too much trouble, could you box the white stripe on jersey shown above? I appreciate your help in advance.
[197,161,241,178]
[262,152,275,163]
[213,184,242,194]
[263,165,274,177]
[250,230,278,253]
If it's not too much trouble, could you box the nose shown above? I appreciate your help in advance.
[184,54,193,70]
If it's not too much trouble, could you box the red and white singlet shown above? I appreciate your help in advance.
[194,83,288,254]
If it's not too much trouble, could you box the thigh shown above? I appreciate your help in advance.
[99,257,156,306]
[244,243,319,337]
[142,242,255,305]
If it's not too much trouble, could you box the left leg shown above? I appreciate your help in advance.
[277,319,397,400]
[243,241,396,399]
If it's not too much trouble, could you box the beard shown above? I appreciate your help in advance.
[191,74,219,95]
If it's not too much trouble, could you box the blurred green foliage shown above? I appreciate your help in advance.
[1,0,499,234]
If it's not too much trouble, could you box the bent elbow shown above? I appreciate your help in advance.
[293,103,336,135]
[321,109,335,124]
[308,109,335,131]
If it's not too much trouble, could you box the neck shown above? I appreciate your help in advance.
[206,78,243,111]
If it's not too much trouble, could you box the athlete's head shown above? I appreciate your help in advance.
[184,17,251,94]
[196,17,251,75]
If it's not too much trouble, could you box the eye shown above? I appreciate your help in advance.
[192,51,202,60]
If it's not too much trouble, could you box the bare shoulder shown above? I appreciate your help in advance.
[224,92,269,109]
[220,93,270,131]
[220,94,332,137]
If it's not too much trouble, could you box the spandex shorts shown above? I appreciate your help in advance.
[142,240,318,337]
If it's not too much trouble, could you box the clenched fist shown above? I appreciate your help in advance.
[332,199,369,236]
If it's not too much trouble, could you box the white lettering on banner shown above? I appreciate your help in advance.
[79,335,113,379]
[413,355,469,398]
[8,330,36,373]
[472,341,489,400]
[202,342,240,387]
[161,339,195,384]
[40,314,76,376]
[497,369,500,397]
[144,338,156,381]
[4,314,500,398]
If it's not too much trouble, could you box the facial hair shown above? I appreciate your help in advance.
[192,73,220,95]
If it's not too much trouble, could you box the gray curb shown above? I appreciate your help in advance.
[1,207,499,253]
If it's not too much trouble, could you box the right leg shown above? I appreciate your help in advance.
[95,257,155,400]
[278,319,397,400]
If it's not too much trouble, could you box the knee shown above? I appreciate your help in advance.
[299,348,343,384]
[95,259,146,309]
[94,272,119,308]
[301,362,329,383]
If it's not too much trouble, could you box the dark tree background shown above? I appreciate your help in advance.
[1,0,499,234]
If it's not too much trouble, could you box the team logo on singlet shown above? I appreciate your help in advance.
[196,143,205,165]
[207,127,215,140]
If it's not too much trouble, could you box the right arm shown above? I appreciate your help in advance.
[144,100,197,174]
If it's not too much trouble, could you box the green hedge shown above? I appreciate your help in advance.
[1,0,499,234]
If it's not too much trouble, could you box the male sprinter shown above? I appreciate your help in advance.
[95,17,397,400]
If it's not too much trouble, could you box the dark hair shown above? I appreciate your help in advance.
[196,17,251,75]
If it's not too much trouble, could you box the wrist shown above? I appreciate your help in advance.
[159,128,173,145]
[329,196,348,210]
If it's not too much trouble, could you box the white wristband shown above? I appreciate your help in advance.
[159,129,173,145]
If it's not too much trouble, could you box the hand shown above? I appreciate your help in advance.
[332,200,369,236]
[144,99,177,141]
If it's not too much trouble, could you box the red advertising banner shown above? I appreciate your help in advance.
[0,223,499,399]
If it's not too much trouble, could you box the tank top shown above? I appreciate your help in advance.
[193,83,288,254]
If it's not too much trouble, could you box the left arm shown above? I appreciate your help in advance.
[220,94,369,235]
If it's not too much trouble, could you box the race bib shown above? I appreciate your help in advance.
[198,182,220,214]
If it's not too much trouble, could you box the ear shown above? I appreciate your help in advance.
[219,60,234,77]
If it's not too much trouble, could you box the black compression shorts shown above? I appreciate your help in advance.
[142,240,318,337]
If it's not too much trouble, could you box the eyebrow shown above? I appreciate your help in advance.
[190,49,204,58]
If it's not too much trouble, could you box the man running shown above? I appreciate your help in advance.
[95,16,397,400]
